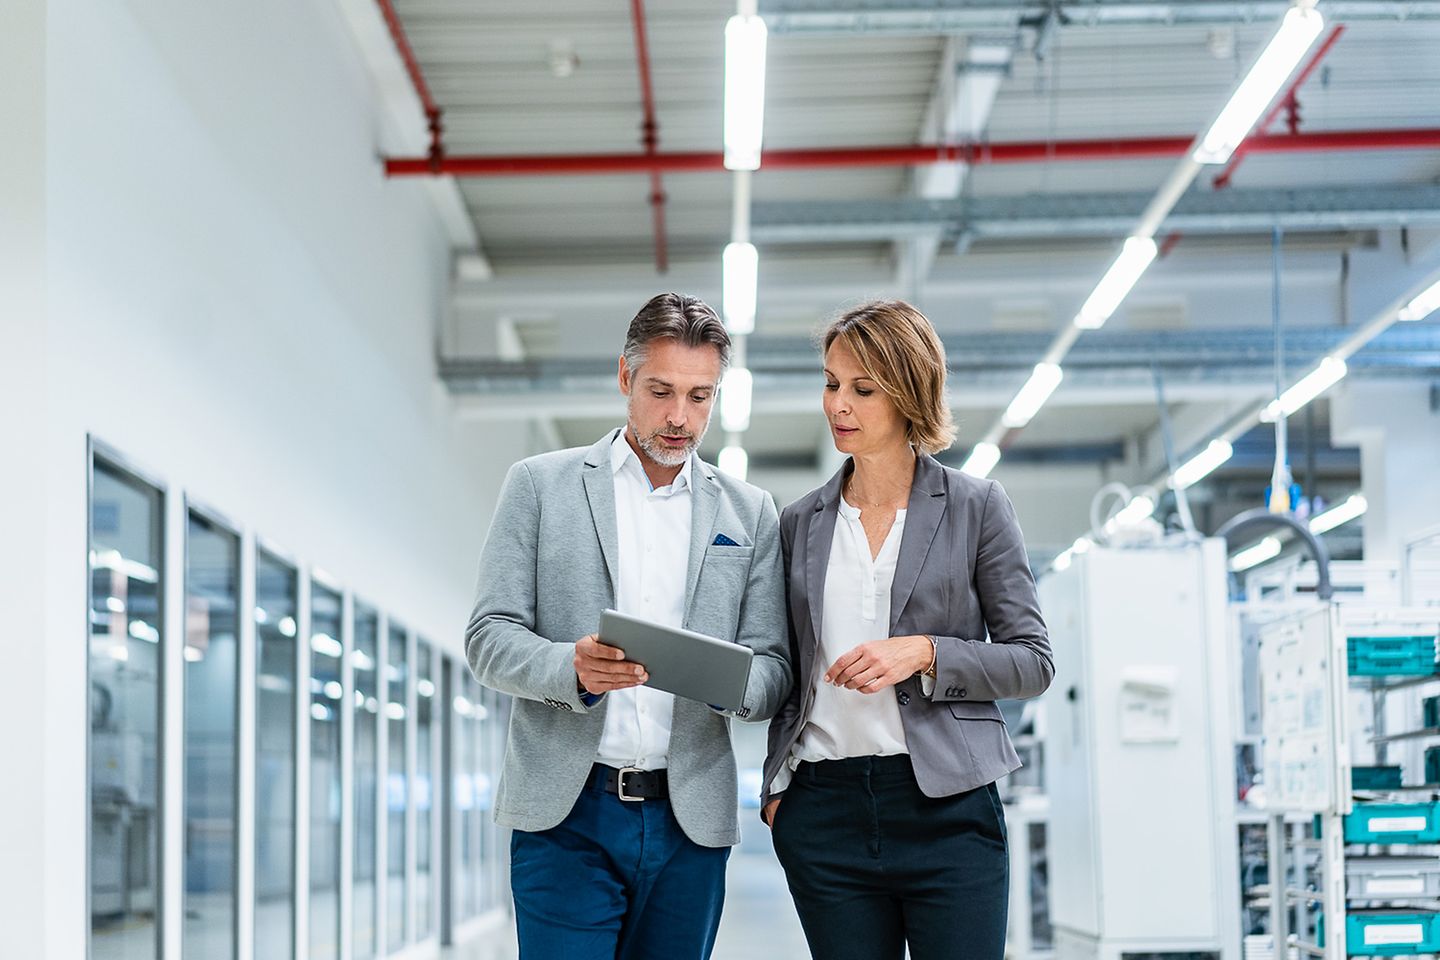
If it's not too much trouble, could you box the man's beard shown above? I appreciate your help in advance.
[629,409,709,468]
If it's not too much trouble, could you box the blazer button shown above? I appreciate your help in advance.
[959,689,968,699]
[897,692,911,706]
[945,686,961,699]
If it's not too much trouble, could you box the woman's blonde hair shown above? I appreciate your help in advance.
[820,299,957,454]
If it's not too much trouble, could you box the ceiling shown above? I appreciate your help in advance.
[380,0,1440,544]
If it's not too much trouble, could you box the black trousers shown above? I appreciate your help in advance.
[771,754,1009,960]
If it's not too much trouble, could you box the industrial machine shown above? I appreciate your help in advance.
[1040,538,1241,960]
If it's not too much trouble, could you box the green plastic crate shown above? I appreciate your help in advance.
[1345,802,1440,844]
[1320,911,1440,957]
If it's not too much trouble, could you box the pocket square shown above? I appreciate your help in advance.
[712,533,741,546]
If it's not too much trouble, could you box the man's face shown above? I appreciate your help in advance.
[618,338,723,468]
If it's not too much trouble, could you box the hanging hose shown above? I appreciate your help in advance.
[1216,508,1333,600]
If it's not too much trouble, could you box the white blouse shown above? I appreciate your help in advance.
[773,497,911,793]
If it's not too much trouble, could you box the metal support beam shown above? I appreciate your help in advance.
[753,185,1440,243]
[899,38,1013,293]
[760,1,1440,35]
[443,324,1440,414]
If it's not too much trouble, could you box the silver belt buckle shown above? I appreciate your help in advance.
[617,766,645,802]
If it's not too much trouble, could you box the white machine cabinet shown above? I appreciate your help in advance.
[1040,540,1240,960]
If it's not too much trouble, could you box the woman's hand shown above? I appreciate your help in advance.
[763,796,782,827]
[824,635,934,693]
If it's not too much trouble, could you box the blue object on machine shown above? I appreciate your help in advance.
[1427,748,1440,787]
[1345,802,1440,844]
[1353,766,1404,790]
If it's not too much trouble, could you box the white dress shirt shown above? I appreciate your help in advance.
[595,429,692,771]
[772,497,912,793]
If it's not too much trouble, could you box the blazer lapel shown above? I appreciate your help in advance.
[684,457,722,618]
[805,461,849,650]
[889,454,947,633]
[580,431,622,599]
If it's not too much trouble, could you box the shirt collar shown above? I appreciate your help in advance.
[610,428,692,492]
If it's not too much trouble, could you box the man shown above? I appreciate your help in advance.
[467,292,792,959]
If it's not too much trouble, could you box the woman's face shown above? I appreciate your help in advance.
[823,338,909,458]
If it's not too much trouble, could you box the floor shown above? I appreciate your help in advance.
[441,843,812,960]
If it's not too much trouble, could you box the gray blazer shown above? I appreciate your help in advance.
[467,430,792,848]
[762,453,1053,806]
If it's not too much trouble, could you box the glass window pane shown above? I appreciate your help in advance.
[451,673,474,923]
[386,622,410,951]
[254,550,297,960]
[472,676,488,918]
[352,604,380,960]
[184,512,239,960]
[415,640,435,940]
[308,583,343,960]
[89,459,163,960]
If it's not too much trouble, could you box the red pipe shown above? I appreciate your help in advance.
[628,0,669,273]
[375,0,445,166]
[384,127,1440,178]
[1214,24,1345,189]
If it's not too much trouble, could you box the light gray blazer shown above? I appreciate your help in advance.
[762,453,1054,806]
[467,430,792,848]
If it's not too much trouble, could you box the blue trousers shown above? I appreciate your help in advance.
[509,766,730,960]
[772,754,1009,960]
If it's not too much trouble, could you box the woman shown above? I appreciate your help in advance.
[761,299,1054,960]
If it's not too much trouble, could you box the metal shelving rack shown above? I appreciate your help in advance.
[1259,605,1440,960]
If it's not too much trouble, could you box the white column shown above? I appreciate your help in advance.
[0,5,83,957]
[1331,379,1440,565]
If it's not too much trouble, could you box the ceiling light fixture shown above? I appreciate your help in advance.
[1074,236,1159,329]
[721,367,753,432]
[1193,5,1325,164]
[1260,355,1347,422]
[724,13,768,171]
[1399,278,1440,322]
[722,241,758,335]
[1309,493,1368,535]
[1001,363,1064,429]
[1171,438,1234,489]
[719,445,749,481]
[961,441,1002,479]
[1230,536,1282,572]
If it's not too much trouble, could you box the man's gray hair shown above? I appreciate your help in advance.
[622,293,732,375]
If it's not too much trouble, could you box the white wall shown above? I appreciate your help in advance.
[47,0,518,646]
[1,0,526,954]
[0,1,56,955]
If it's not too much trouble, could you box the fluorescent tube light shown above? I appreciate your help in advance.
[1074,236,1159,329]
[719,445,749,481]
[1001,363,1064,428]
[1230,536,1282,572]
[1260,356,1347,422]
[722,241,758,334]
[1193,6,1325,164]
[961,441,1001,479]
[1399,278,1440,322]
[1112,494,1156,528]
[1309,493,1367,535]
[1172,438,1234,489]
[724,15,768,171]
[721,367,753,432]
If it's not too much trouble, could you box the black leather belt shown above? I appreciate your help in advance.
[596,764,668,802]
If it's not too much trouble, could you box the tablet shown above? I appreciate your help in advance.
[597,609,753,712]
